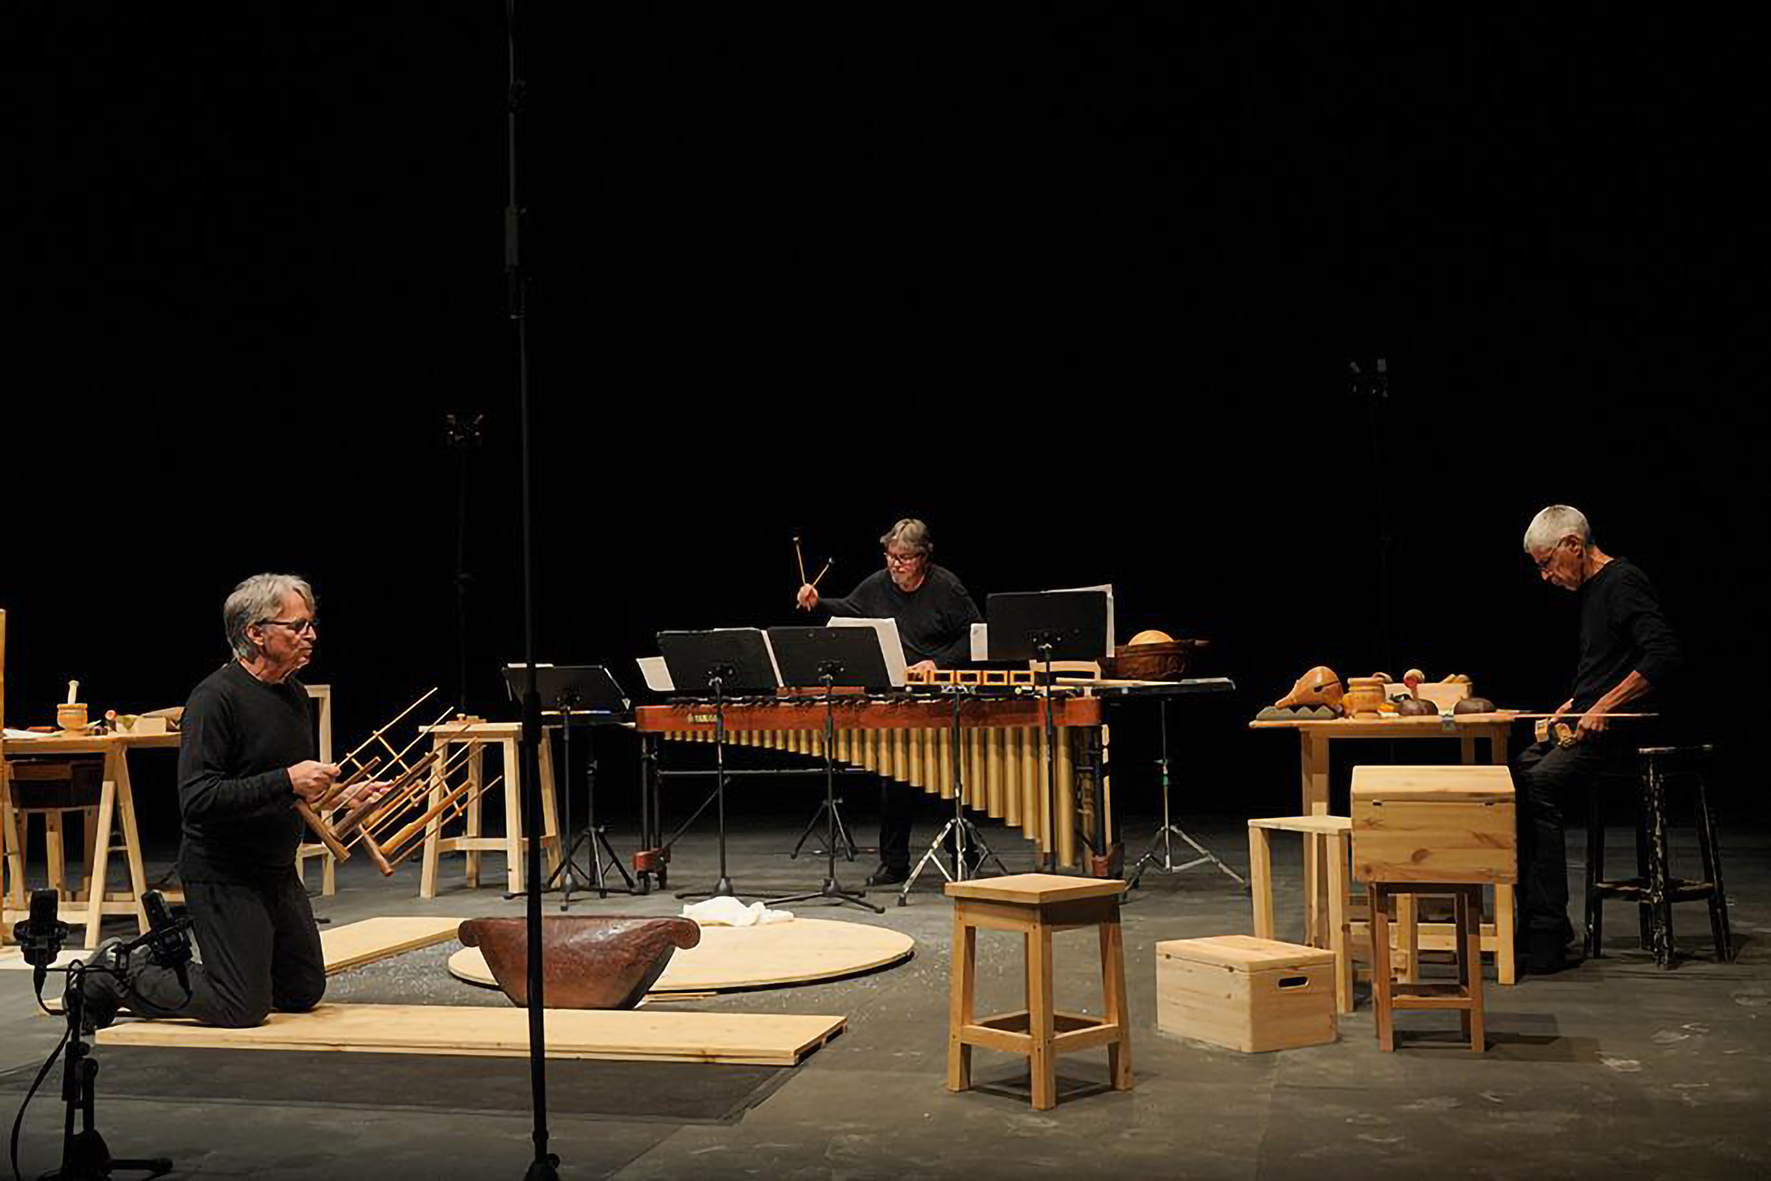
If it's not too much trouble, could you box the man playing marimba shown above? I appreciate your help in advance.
[1516,506,1683,974]
[797,519,982,885]
[83,574,386,1027]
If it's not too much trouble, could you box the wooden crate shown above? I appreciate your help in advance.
[1351,765,1516,885]
[1156,935,1336,1053]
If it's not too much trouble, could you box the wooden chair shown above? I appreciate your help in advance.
[946,873,1131,1110]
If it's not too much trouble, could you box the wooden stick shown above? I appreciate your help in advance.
[378,777,488,866]
[810,558,833,589]
[338,687,439,767]
[794,536,807,585]
[333,751,440,839]
[361,705,459,780]
[383,777,494,867]
[296,800,352,863]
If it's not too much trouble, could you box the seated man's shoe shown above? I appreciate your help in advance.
[73,938,128,1030]
[1521,929,1583,976]
[865,864,909,887]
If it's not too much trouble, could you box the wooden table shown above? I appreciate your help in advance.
[2,730,180,948]
[1248,712,1521,984]
[416,721,561,898]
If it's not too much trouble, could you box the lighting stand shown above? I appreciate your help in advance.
[1129,697,1245,889]
[768,665,882,913]
[899,686,1008,907]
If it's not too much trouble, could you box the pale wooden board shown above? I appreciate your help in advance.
[96,1003,846,1066]
[448,917,913,993]
[321,916,466,974]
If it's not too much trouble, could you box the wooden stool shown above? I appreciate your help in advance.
[1352,765,1517,1053]
[946,873,1131,1110]
[1586,744,1732,966]
[1246,815,1354,1013]
[1369,882,1485,1051]
[417,722,561,898]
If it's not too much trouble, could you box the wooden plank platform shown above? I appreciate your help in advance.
[320,916,465,974]
[96,1003,846,1066]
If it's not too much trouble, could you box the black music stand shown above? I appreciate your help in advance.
[1127,691,1246,889]
[659,629,781,899]
[503,663,634,904]
[989,590,1111,873]
[762,627,885,913]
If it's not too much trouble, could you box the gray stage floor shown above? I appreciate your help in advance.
[3,815,1766,1179]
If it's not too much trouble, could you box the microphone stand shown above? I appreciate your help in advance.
[1036,634,1063,873]
[767,663,883,914]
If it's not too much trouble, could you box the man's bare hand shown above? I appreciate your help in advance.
[796,583,819,611]
[340,779,395,810]
[1575,705,1610,741]
[288,761,340,804]
[1552,698,1575,719]
[908,659,938,675]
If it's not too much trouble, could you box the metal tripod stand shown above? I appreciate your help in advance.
[1129,696,1245,889]
[900,686,1009,906]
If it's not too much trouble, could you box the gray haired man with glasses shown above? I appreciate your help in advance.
[82,573,386,1027]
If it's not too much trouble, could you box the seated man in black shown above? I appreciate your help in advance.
[1515,505,1682,974]
[85,573,385,1027]
[796,518,982,885]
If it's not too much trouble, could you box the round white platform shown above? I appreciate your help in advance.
[447,917,914,994]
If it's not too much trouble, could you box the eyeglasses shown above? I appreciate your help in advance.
[1532,538,1571,572]
[884,551,925,566]
[259,618,318,636]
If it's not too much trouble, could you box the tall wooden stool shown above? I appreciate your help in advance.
[1246,815,1355,1013]
[1352,765,1516,1052]
[416,721,561,898]
[1586,744,1732,966]
[946,873,1131,1110]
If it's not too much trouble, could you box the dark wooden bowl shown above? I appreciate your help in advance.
[458,916,701,1010]
[1104,639,1209,681]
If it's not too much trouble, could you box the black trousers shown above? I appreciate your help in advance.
[117,868,325,1028]
[879,778,916,870]
[1514,734,1631,944]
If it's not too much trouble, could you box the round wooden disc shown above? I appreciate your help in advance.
[447,917,914,994]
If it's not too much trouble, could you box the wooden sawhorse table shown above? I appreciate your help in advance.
[1249,712,1520,984]
[2,731,180,949]
[416,721,561,898]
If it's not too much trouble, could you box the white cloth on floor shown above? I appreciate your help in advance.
[680,897,794,927]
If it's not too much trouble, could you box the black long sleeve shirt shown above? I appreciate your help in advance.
[176,661,314,881]
[815,564,983,667]
[1570,558,1683,712]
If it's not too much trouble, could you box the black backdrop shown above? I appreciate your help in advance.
[5,7,1761,847]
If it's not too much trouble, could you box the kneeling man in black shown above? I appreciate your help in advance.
[86,573,385,1027]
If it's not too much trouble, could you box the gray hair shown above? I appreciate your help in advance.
[879,518,932,556]
[224,573,316,660]
[1523,505,1592,554]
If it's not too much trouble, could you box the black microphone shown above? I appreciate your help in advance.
[14,887,69,994]
[140,890,193,998]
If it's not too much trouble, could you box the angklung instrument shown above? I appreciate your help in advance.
[631,691,1108,884]
[297,688,494,876]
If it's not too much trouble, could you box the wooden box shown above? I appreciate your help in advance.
[1351,765,1516,885]
[1156,935,1336,1052]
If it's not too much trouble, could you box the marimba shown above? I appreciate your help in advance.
[632,693,1108,886]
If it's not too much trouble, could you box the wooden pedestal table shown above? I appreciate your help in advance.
[0,731,179,949]
[1249,711,1520,984]
[946,873,1131,1111]
[416,721,561,898]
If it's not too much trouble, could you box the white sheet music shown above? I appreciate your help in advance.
[1046,583,1116,658]
[825,617,909,687]
[970,622,988,662]
[636,655,674,693]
